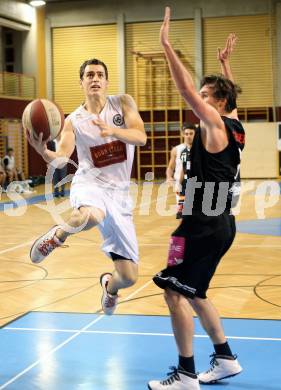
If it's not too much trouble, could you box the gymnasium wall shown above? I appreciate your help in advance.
[240,122,279,179]
[203,14,274,108]
[52,24,119,114]
[43,0,281,105]
[1,0,280,179]
[0,1,33,25]
[45,0,271,24]
[50,15,276,113]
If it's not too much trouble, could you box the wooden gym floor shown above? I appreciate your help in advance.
[0,179,280,327]
[0,180,281,389]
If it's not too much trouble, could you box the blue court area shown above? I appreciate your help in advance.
[0,190,70,211]
[1,313,280,389]
[237,218,281,236]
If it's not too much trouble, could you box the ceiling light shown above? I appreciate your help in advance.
[29,0,46,6]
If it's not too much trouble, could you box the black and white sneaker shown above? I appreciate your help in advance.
[198,354,242,384]
[148,367,200,389]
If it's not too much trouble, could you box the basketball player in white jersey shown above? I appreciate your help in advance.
[166,125,195,185]
[166,124,196,216]
[25,58,146,315]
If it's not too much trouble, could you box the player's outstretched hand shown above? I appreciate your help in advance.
[24,127,50,155]
[217,33,237,63]
[160,6,171,48]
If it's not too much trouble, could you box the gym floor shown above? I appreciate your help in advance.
[0,181,280,389]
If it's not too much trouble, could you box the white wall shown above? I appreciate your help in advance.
[0,0,33,25]
[241,122,279,178]
[21,8,37,78]
[0,1,36,78]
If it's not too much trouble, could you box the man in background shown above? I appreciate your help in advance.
[166,124,196,218]
[3,147,25,183]
[48,134,68,197]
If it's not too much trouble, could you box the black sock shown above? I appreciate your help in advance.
[178,355,196,375]
[214,341,233,357]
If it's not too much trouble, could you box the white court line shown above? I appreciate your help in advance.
[0,314,104,390]
[138,244,281,248]
[0,241,33,255]
[3,327,281,342]
[0,278,152,389]
[1,242,281,253]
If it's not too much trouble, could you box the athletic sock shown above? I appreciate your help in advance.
[178,355,196,375]
[214,341,233,357]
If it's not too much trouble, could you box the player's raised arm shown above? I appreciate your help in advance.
[217,33,237,83]
[160,7,225,138]
[217,33,239,118]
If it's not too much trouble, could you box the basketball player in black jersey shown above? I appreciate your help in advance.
[148,9,245,390]
[176,124,197,219]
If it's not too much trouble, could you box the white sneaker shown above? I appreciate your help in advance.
[30,226,64,263]
[198,354,242,384]
[100,273,118,315]
[148,367,200,389]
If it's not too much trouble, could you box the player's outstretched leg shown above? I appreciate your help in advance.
[30,206,104,263]
[30,226,64,263]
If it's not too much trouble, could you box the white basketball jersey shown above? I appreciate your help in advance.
[174,143,186,181]
[69,95,135,190]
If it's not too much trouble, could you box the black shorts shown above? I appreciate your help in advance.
[153,212,236,299]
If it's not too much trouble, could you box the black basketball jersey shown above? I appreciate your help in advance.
[186,116,245,215]
[180,146,192,179]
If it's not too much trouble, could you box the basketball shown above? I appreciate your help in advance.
[22,98,64,141]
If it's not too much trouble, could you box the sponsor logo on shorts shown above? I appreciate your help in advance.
[174,257,183,265]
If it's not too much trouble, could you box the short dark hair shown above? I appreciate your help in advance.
[182,123,197,132]
[79,59,108,80]
[200,74,242,113]
[7,147,13,152]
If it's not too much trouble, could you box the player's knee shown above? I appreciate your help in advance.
[122,272,138,287]
[164,289,182,311]
[190,296,206,314]
[73,207,104,228]
[118,267,138,287]
[88,209,104,226]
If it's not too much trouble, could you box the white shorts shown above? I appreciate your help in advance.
[70,182,139,263]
